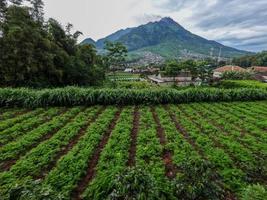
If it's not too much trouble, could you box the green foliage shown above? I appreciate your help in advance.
[0,87,267,107]
[240,184,267,200]
[104,41,128,69]
[232,51,267,67]
[221,71,253,80]
[165,60,183,78]
[219,80,267,89]
[0,2,105,87]
[8,180,63,200]
[106,167,163,200]
[172,159,224,200]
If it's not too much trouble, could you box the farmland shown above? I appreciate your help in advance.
[0,101,266,199]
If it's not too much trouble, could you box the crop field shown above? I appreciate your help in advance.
[0,101,266,199]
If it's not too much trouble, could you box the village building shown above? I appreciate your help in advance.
[213,66,246,78]
[148,72,201,86]
[248,66,267,82]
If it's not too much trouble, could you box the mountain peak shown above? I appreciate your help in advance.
[159,17,177,25]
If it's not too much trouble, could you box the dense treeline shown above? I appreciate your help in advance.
[0,0,105,87]
[232,51,267,68]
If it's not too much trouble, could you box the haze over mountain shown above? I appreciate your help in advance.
[82,17,252,62]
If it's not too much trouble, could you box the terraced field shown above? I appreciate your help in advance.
[0,101,266,199]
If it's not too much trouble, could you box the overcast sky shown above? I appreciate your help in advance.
[43,0,267,52]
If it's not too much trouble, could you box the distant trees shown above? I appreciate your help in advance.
[0,0,106,87]
[232,51,267,67]
[165,61,182,82]
[165,60,213,84]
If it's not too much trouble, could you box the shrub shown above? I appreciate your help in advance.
[221,71,253,80]
[172,159,225,200]
[84,167,170,200]
[8,180,63,200]
[240,184,267,200]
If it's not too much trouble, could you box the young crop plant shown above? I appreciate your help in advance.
[42,107,120,198]
[181,104,266,183]
[0,107,100,197]
[0,107,81,169]
[0,109,44,131]
[0,108,61,145]
[82,107,134,199]
[169,105,246,192]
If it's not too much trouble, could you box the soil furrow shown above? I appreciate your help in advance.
[127,107,140,167]
[71,108,123,200]
[151,107,177,179]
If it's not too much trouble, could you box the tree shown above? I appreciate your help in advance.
[181,60,198,81]
[0,0,7,23]
[29,0,44,23]
[165,60,183,83]
[104,41,128,71]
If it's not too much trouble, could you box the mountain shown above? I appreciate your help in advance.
[81,38,96,46]
[82,17,252,63]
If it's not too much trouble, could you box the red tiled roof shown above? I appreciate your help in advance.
[213,66,246,72]
[251,66,267,72]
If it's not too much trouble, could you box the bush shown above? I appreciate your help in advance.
[240,184,267,200]
[8,180,63,200]
[0,87,267,108]
[221,71,253,80]
[84,167,171,200]
[172,159,225,200]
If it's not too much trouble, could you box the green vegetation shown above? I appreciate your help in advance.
[0,101,265,199]
[232,51,267,68]
[219,80,267,89]
[221,71,253,80]
[0,87,267,107]
[0,0,106,87]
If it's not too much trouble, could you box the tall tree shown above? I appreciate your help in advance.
[165,60,183,83]
[104,41,128,71]
[0,0,7,23]
[29,0,44,23]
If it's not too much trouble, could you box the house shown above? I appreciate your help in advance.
[124,68,133,73]
[248,66,267,82]
[213,66,246,78]
[148,72,201,86]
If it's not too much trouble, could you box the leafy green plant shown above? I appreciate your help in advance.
[240,184,267,200]
[106,167,163,200]
[8,180,63,200]
[172,159,225,200]
[221,71,253,80]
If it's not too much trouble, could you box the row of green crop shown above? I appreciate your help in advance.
[0,109,43,131]
[0,108,27,121]
[0,108,81,169]
[1,87,267,107]
[42,107,118,198]
[169,105,246,192]
[0,108,62,146]
[181,104,266,183]
[194,103,267,157]
[0,107,100,197]
[82,107,134,199]
[204,103,267,144]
